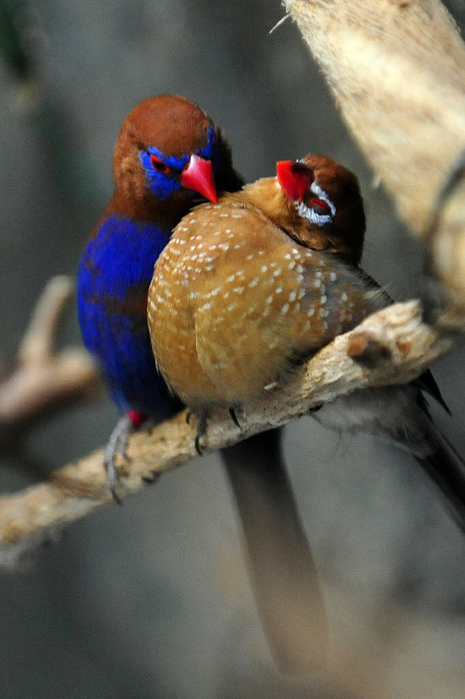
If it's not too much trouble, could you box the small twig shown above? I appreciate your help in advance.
[18,275,73,365]
[269,14,290,34]
[0,299,453,570]
[0,276,101,497]
[0,275,99,429]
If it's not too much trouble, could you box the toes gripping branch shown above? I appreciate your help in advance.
[103,411,148,503]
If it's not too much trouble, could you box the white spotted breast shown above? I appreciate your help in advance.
[148,192,377,408]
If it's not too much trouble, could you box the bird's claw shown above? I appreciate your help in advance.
[229,406,241,428]
[103,414,134,504]
[193,408,240,454]
[194,412,208,455]
[142,473,161,485]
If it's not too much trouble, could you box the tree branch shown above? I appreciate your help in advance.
[2,0,464,569]
[283,0,465,318]
[0,276,98,432]
[0,300,452,569]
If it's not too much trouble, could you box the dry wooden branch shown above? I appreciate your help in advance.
[0,276,99,431]
[1,0,464,571]
[0,300,452,569]
[0,275,101,496]
[283,0,465,316]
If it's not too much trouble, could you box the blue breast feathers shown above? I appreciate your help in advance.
[77,214,181,418]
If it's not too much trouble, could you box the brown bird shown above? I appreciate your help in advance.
[148,154,465,534]
[148,155,381,413]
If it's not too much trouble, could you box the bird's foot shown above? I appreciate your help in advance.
[191,407,240,454]
[194,412,208,455]
[104,411,147,504]
[229,406,241,428]
[141,474,158,484]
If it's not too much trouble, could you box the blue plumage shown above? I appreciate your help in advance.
[77,214,179,418]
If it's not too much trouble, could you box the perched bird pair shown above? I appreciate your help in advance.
[78,95,325,673]
[78,95,465,672]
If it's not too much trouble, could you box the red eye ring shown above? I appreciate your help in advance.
[308,197,331,215]
[149,154,171,174]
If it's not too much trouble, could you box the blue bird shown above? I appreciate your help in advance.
[77,95,243,493]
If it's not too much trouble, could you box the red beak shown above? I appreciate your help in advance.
[276,160,314,201]
[180,154,218,203]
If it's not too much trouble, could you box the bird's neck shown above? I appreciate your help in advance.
[109,188,192,231]
[241,178,288,227]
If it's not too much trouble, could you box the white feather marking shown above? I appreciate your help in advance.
[264,381,279,390]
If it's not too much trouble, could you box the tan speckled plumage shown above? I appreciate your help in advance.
[148,155,384,410]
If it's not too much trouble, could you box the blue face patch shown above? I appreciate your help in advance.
[139,124,218,201]
[198,124,217,162]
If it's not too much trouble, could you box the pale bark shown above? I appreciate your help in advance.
[0,300,451,569]
[283,0,465,315]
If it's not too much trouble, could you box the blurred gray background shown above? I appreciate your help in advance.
[1,1,465,697]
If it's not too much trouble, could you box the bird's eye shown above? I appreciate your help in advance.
[149,154,171,174]
[308,197,332,216]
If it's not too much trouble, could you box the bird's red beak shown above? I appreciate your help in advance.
[180,154,218,203]
[276,160,314,201]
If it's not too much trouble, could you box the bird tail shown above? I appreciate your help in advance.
[413,423,465,533]
[220,429,327,674]
[397,386,465,532]
[310,383,465,533]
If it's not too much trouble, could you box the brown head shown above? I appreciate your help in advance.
[110,94,242,226]
[246,155,365,265]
